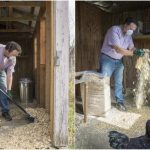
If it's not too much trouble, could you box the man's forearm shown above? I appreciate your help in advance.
[112,45,134,56]
[7,73,13,90]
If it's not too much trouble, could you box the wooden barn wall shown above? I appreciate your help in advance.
[102,9,150,34]
[0,36,34,97]
[34,13,46,107]
[76,2,105,72]
[102,8,150,88]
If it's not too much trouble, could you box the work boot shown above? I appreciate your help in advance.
[116,102,127,111]
[2,112,12,121]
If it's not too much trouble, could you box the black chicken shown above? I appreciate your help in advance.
[108,120,150,149]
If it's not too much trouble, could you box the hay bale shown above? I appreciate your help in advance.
[80,71,111,116]
[135,49,150,109]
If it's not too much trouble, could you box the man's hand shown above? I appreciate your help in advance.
[134,49,145,57]
[7,90,12,98]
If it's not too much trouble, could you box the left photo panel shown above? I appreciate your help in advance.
[0,1,75,149]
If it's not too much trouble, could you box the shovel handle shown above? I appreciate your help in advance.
[0,88,29,115]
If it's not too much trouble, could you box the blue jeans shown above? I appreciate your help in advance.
[99,54,124,103]
[0,71,9,112]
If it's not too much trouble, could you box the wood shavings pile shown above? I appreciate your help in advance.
[135,49,150,109]
[0,108,52,149]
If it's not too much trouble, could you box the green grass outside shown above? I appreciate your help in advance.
[68,79,75,148]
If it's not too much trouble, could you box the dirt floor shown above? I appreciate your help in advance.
[0,101,53,149]
[75,89,150,149]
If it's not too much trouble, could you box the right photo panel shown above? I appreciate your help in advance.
[75,1,150,149]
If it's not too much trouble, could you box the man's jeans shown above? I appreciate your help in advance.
[0,71,9,112]
[99,54,124,103]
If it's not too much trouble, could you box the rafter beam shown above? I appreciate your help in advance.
[0,29,33,32]
[13,8,37,18]
[0,16,37,21]
[0,2,44,7]
[0,21,34,30]
[0,32,32,38]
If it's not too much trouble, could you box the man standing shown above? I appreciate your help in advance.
[0,41,22,121]
[99,17,144,111]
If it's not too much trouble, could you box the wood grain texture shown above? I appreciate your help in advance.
[45,1,55,146]
[39,17,46,107]
[53,1,69,147]
[36,22,40,104]
[76,2,104,72]
[45,1,51,112]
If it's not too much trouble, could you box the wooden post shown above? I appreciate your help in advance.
[46,1,69,147]
[84,83,88,123]
[33,36,37,100]
[45,0,54,141]
[45,2,51,112]
[35,12,46,107]
[36,23,40,105]
[39,17,46,107]
[53,1,69,147]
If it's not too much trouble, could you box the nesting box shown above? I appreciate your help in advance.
[80,72,111,116]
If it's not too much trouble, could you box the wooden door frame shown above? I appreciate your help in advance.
[46,1,69,147]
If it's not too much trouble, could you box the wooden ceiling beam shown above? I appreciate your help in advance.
[13,8,37,18]
[0,16,37,21]
[0,29,33,33]
[0,32,32,38]
[0,2,44,7]
[0,21,33,29]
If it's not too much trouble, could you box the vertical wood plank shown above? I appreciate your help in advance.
[84,83,87,123]
[76,2,104,72]
[33,36,37,100]
[39,17,46,107]
[46,1,70,147]
[36,23,40,104]
[45,2,51,112]
[40,18,46,65]
[53,1,69,147]
[45,1,55,143]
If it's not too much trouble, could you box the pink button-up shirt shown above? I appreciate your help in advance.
[0,44,16,74]
[101,25,134,59]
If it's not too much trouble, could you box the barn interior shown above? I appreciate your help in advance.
[76,1,150,110]
[0,1,48,108]
[75,1,150,149]
[0,1,54,149]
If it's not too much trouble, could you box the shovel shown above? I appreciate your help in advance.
[0,88,35,123]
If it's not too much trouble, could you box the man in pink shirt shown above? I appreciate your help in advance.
[0,41,22,121]
[99,17,144,111]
